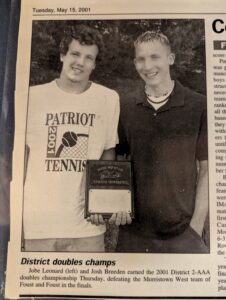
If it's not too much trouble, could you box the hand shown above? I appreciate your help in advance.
[109,212,132,226]
[87,214,105,226]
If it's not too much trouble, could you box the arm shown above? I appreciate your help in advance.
[105,147,132,226]
[111,110,132,225]
[89,96,131,226]
[100,148,115,160]
[189,160,208,236]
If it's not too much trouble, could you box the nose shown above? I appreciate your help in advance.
[75,55,85,66]
[143,58,153,71]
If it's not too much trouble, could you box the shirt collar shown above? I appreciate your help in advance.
[135,80,185,109]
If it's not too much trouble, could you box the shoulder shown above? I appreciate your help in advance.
[91,82,119,101]
[91,83,120,116]
[179,81,206,106]
[29,80,56,94]
[174,81,207,112]
[28,81,57,110]
[185,87,206,102]
[119,83,145,112]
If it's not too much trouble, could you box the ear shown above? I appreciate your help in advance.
[133,58,138,68]
[60,54,64,63]
[168,53,175,66]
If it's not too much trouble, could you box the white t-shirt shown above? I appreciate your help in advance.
[24,80,119,239]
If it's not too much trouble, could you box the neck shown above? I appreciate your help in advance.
[146,79,174,97]
[57,76,90,94]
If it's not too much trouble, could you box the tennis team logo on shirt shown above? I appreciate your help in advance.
[47,129,89,159]
[45,111,95,172]
[56,131,89,158]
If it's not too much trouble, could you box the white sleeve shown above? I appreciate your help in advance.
[104,90,120,150]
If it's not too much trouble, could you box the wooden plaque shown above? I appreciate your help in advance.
[85,160,134,219]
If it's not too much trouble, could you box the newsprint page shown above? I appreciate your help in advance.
[4,0,226,298]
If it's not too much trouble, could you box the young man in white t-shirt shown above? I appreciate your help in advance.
[23,25,131,252]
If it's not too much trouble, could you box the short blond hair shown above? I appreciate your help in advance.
[134,31,171,51]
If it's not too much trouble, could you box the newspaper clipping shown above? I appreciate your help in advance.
[4,0,226,298]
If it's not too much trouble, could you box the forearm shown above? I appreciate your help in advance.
[100,148,115,160]
[190,160,208,236]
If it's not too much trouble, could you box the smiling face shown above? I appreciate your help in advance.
[60,39,98,88]
[134,40,175,90]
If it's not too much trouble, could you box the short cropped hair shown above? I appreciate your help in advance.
[134,31,172,52]
[59,25,104,59]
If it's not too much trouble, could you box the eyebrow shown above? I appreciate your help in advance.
[70,50,95,58]
[86,54,95,59]
[136,53,161,58]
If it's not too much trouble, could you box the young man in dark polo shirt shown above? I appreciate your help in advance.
[115,31,209,253]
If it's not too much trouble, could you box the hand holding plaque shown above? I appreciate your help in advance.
[85,160,134,219]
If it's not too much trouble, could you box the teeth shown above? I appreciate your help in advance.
[146,72,157,77]
[72,67,82,73]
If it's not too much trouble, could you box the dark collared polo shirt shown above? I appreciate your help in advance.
[117,81,208,238]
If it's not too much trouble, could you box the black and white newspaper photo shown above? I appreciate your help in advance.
[2,0,226,298]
